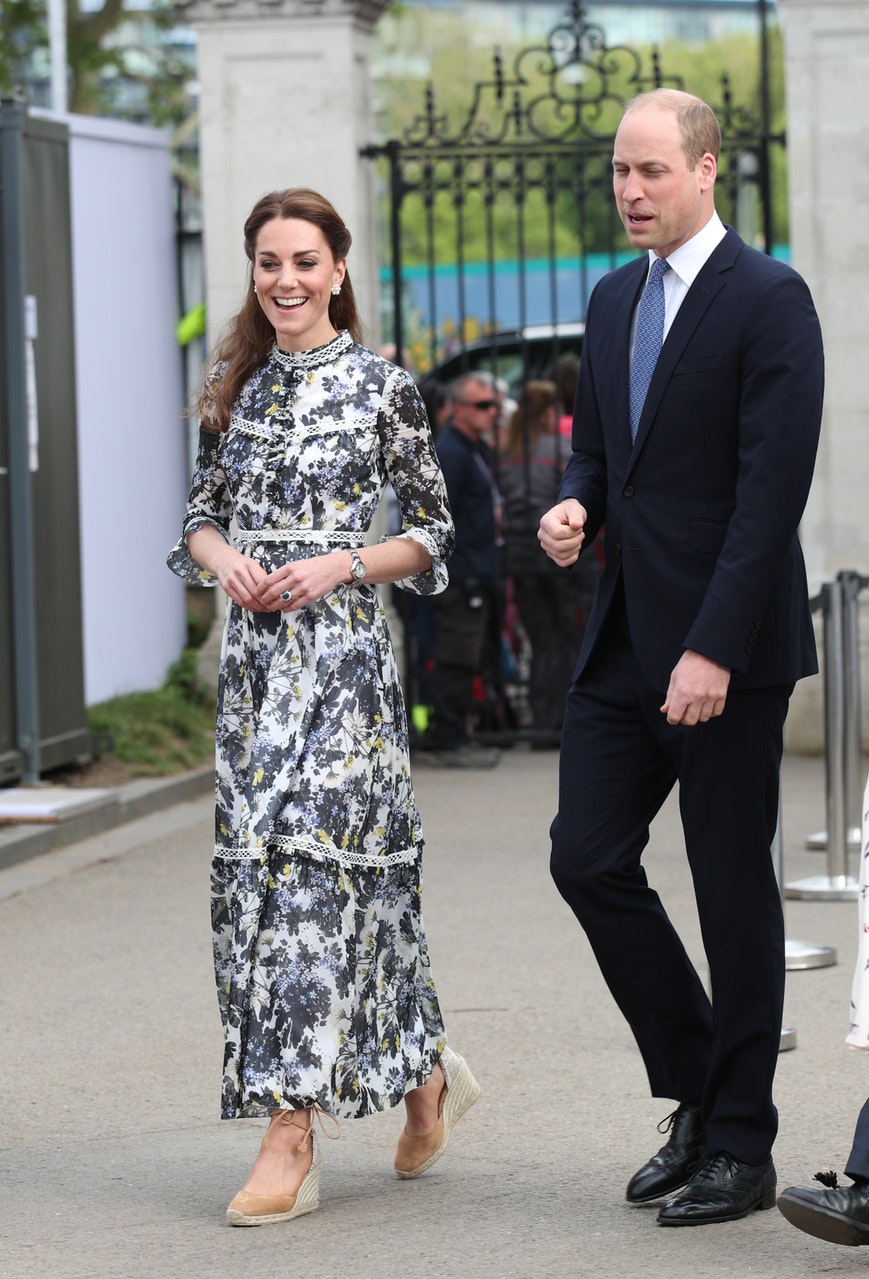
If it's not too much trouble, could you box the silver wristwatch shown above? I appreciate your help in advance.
[349,549,367,583]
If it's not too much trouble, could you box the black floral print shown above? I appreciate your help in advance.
[168,332,455,1119]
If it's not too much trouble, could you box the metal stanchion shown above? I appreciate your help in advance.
[806,569,866,854]
[843,570,865,846]
[788,577,859,900]
[771,803,837,973]
[770,811,798,1050]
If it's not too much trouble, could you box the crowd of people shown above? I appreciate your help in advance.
[165,87,869,1250]
[409,364,600,763]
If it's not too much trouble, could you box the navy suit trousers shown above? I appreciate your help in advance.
[846,1099,869,1181]
[551,581,790,1163]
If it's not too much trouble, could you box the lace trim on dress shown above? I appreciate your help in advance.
[227,416,275,442]
[235,529,367,547]
[269,330,353,371]
[214,832,418,869]
[229,410,379,438]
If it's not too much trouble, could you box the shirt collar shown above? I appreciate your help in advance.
[650,211,727,289]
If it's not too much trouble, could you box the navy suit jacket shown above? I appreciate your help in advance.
[560,227,824,692]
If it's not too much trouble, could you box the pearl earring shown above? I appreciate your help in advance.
[252,283,257,293]
[331,283,342,296]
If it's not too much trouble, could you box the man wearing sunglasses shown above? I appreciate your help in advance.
[420,372,503,767]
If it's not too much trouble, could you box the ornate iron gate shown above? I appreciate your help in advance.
[362,0,784,383]
[362,0,784,744]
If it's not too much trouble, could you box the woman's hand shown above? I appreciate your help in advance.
[214,550,271,612]
[186,527,271,611]
[259,550,351,613]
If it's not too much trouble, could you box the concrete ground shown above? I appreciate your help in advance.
[1,749,868,1279]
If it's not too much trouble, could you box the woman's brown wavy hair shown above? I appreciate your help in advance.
[504,380,557,456]
[199,188,365,432]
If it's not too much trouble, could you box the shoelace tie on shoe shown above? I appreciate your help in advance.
[693,1152,742,1183]
[266,1104,343,1153]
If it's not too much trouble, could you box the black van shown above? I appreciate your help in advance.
[420,321,584,397]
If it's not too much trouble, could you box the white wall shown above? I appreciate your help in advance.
[32,111,188,705]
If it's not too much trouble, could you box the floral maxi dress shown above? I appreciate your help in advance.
[168,331,455,1120]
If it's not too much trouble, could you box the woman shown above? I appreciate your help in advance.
[498,380,596,736]
[168,188,479,1227]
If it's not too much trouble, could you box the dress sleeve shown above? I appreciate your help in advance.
[376,366,455,596]
[166,425,233,586]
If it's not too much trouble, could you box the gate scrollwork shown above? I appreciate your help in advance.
[400,1,681,150]
[362,1,783,374]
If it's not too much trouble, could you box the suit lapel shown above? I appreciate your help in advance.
[628,230,743,465]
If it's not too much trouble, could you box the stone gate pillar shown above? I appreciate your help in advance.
[173,0,392,691]
[777,0,869,747]
[778,0,869,587]
[175,0,391,345]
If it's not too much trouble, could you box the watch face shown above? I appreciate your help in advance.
[352,554,366,580]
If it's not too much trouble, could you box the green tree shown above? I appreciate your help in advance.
[0,0,45,96]
[0,0,194,131]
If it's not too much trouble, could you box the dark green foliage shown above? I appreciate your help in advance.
[86,648,215,776]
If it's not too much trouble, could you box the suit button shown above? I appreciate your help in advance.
[623,485,634,498]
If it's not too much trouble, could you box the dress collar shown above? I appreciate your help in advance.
[270,329,353,371]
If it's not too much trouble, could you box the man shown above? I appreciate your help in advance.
[539,89,823,1226]
[424,371,502,767]
[778,1103,869,1246]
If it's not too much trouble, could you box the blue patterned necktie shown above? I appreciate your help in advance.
[629,256,671,441]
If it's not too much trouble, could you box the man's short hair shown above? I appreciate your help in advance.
[624,88,721,167]
[449,370,497,404]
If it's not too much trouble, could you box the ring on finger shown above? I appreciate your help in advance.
[281,589,292,602]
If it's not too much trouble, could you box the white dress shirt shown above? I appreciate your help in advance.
[629,211,728,353]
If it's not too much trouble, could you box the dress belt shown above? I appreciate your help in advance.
[235,529,367,547]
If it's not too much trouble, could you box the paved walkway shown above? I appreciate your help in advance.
[2,750,868,1279]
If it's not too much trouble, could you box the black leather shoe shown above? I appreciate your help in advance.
[657,1151,777,1226]
[626,1103,705,1204]
[777,1177,869,1246]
